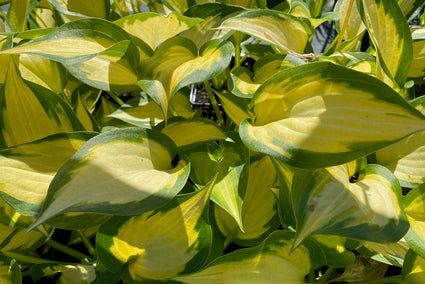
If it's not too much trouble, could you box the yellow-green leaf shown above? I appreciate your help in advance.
[214,155,280,247]
[5,0,37,32]
[219,9,311,55]
[27,127,190,231]
[48,0,109,21]
[160,117,227,148]
[96,179,215,280]
[138,37,233,116]
[403,183,425,259]
[173,230,322,284]
[214,90,253,126]
[408,28,425,81]
[0,56,85,148]
[0,18,139,91]
[240,62,425,168]
[403,249,425,282]
[292,163,409,249]
[114,12,202,50]
[376,96,425,187]
[360,238,409,266]
[0,132,96,217]
[357,0,413,87]
[18,54,67,94]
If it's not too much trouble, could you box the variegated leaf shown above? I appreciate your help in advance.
[0,132,96,217]
[337,0,365,40]
[96,179,215,281]
[186,141,249,230]
[403,249,425,282]
[214,155,280,247]
[27,127,190,231]
[0,18,139,91]
[360,238,409,266]
[402,183,425,259]
[0,223,51,253]
[408,28,425,82]
[173,230,324,283]
[5,0,37,32]
[229,54,296,98]
[31,263,96,283]
[138,37,233,116]
[239,62,425,168]
[357,0,413,87]
[114,12,202,50]
[0,56,85,148]
[159,117,227,148]
[292,162,409,249]
[214,90,253,125]
[182,3,245,49]
[376,96,425,187]
[312,235,356,268]
[218,9,312,55]
[18,54,67,94]
[399,0,425,19]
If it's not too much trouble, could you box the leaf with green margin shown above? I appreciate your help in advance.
[402,182,425,259]
[0,223,52,253]
[182,3,246,49]
[239,62,425,168]
[376,96,425,188]
[138,37,233,117]
[408,28,425,82]
[399,0,425,19]
[159,117,227,148]
[214,154,280,247]
[228,54,296,99]
[27,127,190,232]
[114,12,202,51]
[0,57,85,148]
[0,132,97,217]
[0,18,130,62]
[292,162,409,250]
[336,0,365,40]
[357,0,413,88]
[48,0,109,20]
[31,263,96,283]
[71,92,99,132]
[214,90,253,126]
[271,157,296,229]
[403,249,425,282]
[5,0,38,32]
[63,40,140,91]
[0,18,139,91]
[218,9,312,55]
[18,54,67,94]
[360,238,410,267]
[0,257,21,284]
[96,179,215,281]
[108,91,194,128]
[312,235,356,268]
[173,230,325,283]
[185,140,249,230]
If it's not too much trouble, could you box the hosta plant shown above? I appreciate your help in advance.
[1,0,425,283]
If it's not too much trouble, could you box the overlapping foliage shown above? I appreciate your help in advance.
[0,0,425,283]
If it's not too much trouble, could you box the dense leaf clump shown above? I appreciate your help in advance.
[0,0,425,283]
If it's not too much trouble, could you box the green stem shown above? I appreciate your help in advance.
[76,230,97,259]
[107,91,125,106]
[113,0,125,15]
[46,239,93,262]
[2,251,59,265]
[308,270,316,283]
[204,81,224,126]
[317,267,335,284]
